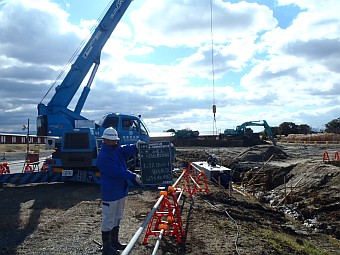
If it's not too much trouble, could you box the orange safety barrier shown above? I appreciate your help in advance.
[323,150,340,162]
[40,161,48,172]
[193,170,209,194]
[0,162,10,174]
[323,151,330,162]
[24,162,33,173]
[179,169,194,197]
[142,164,209,246]
[143,187,185,244]
[178,164,209,197]
[187,162,195,175]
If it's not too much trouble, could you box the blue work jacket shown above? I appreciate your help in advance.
[96,143,138,201]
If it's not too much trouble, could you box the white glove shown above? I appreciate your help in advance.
[135,174,142,185]
[136,140,146,150]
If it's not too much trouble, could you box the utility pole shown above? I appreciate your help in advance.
[22,118,30,159]
[21,118,30,172]
[26,118,30,155]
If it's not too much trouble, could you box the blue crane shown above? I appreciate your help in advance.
[37,0,136,138]
[0,0,155,187]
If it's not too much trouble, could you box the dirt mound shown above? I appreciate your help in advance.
[1,144,339,254]
[261,162,340,239]
[175,145,287,168]
[177,144,340,240]
[237,145,288,162]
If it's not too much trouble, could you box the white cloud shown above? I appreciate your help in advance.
[0,0,339,134]
[131,0,277,47]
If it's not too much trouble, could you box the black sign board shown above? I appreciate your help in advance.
[139,141,173,185]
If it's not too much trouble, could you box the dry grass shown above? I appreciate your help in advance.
[279,133,340,143]
[261,228,337,255]
[0,144,45,153]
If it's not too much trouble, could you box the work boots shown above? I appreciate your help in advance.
[111,226,127,250]
[102,231,120,255]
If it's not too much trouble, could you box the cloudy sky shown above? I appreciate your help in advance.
[0,0,339,135]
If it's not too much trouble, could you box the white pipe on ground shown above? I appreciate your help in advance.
[121,194,165,255]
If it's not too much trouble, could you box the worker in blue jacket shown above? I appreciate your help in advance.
[97,127,143,255]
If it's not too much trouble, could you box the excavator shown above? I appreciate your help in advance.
[222,120,277,146]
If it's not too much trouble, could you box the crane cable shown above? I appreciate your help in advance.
[39,0,114,104]
[210,0,218,159]
[210,0,218,137]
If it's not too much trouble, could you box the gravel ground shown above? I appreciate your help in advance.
[0,144,340,255]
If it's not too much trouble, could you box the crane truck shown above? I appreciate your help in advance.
[0,0,155,186]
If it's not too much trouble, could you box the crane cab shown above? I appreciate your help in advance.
[97,113,150,145]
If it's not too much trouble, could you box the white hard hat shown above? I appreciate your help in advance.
[102,127,120,141]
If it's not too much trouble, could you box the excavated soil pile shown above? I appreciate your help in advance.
[176,144,340,241]
[0,144,339,254]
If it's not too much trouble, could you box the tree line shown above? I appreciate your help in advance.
[166,118,340,137]
[270,118,340,136]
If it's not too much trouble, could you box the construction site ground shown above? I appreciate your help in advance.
[0,143,340,255]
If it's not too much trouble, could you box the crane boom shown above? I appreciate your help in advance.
[0,0,176,189]
[37,0,133,136]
